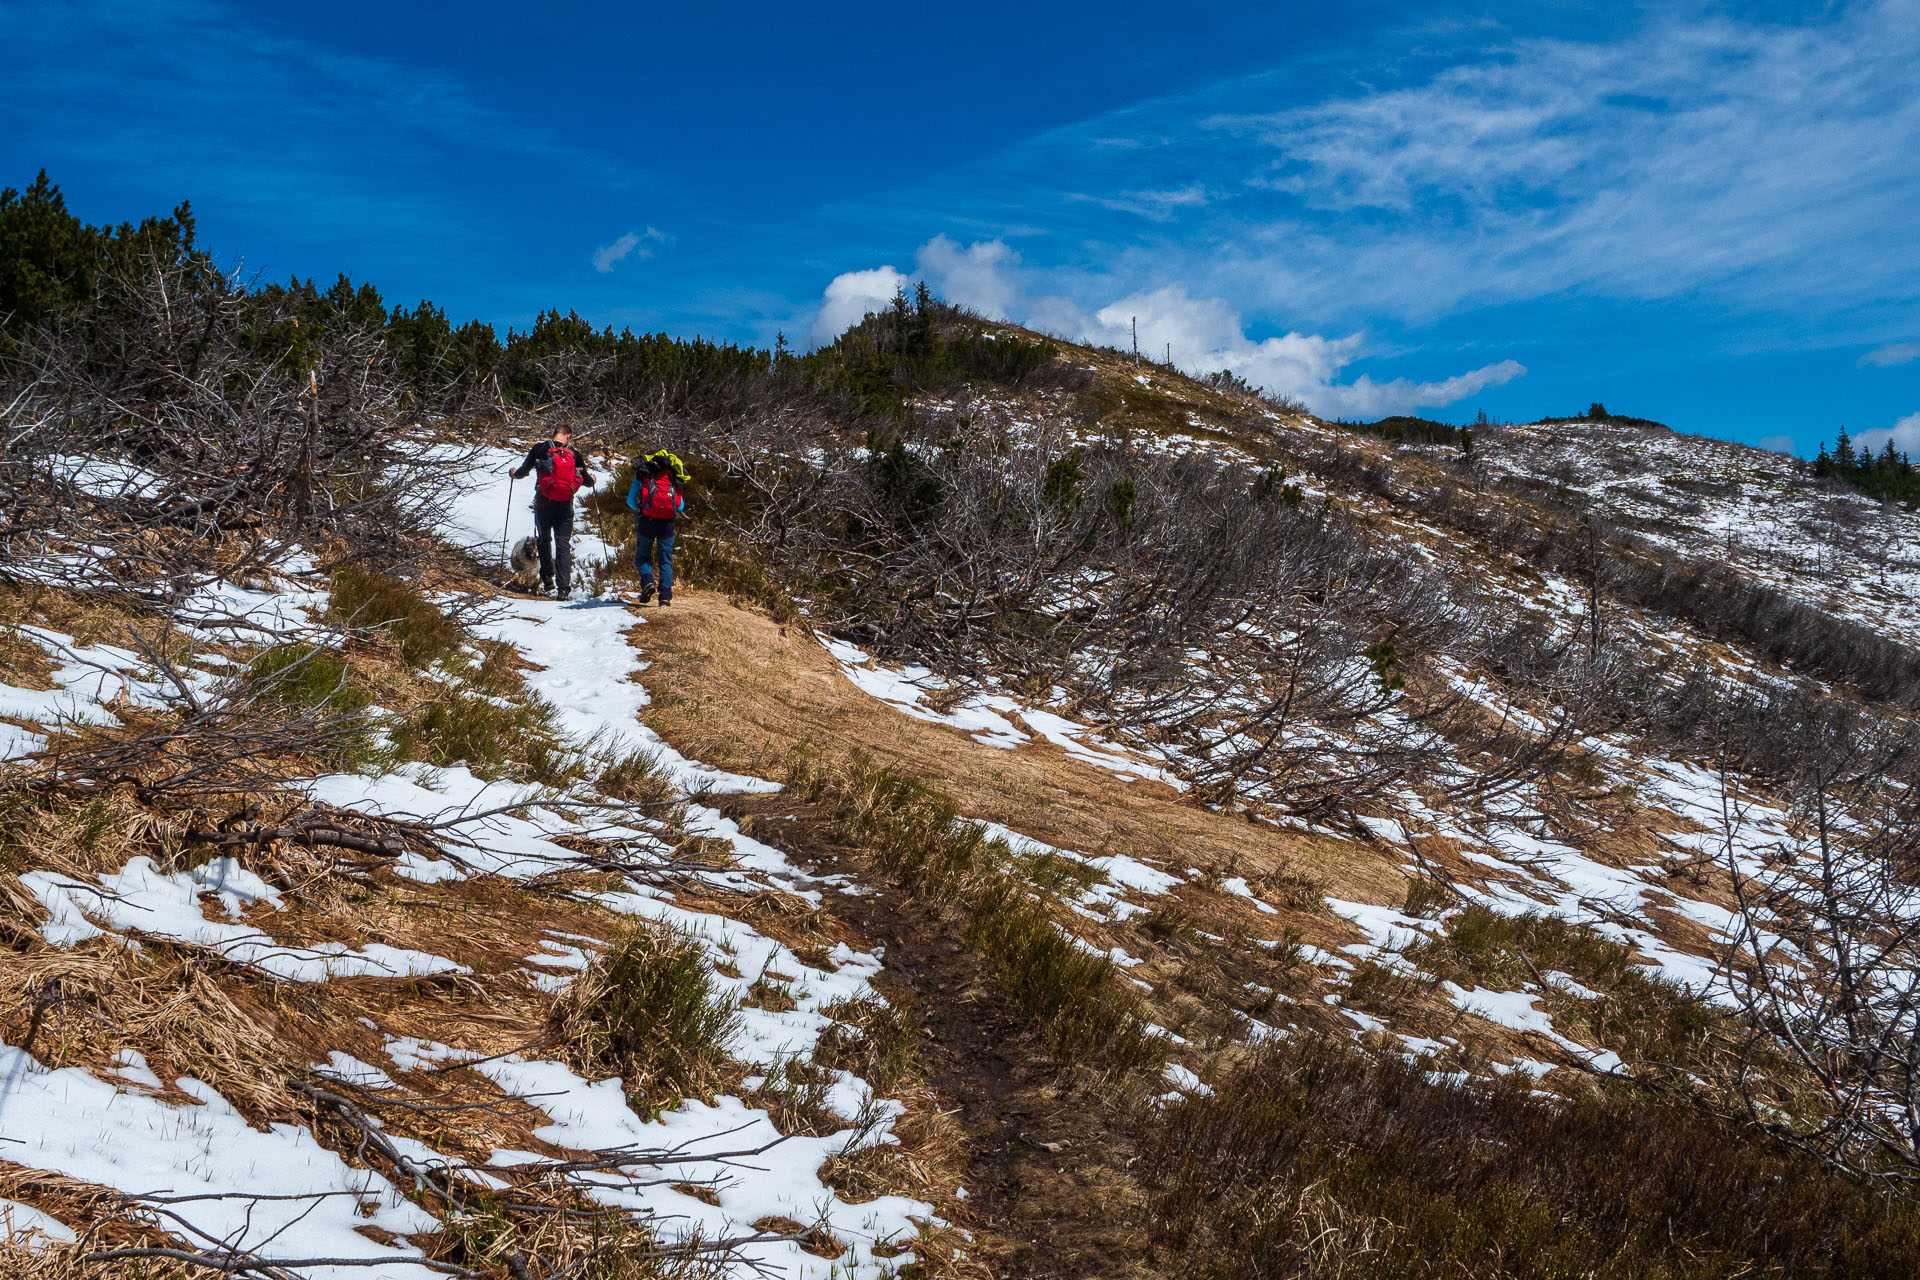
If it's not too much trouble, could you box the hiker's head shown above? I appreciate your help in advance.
[646,454,667,475]
[551,425,574,444]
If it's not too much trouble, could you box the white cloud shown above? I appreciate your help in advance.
[591,227,668,273]
[1196,4,1920,327]
[1855,412,1920,456]
[915,236,1020,320]
[809,265,910,346]
[814,238,1524,417]
[1861,342,1920,368]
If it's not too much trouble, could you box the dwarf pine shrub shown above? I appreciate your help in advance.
[247,643,371,713]
[551,926,737,1114]
[327,565,460,666]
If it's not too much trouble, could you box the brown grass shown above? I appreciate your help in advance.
[631,591,1403,904]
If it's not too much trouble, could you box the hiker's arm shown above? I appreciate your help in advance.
[509,443,544,479]
[625,476,642,511]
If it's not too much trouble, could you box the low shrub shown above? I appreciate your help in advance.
[595,746,677,809]
[1015,847,1106,898]
[814,995,919,1097]
[968,878,1158,1070]
[246,643,371,713]
[327,564,460,666]
[1403,906,1728,1073]
[244,643,379,768]
[670,532,799,623]
[1408,905,1636,991]
[1143,1034,1920,1278]
[790,750,1161,1078]
[1266,862,1330,914]
[464,637,527,699]
[744,1053,841,1137]
[390,690,577,785]
[548,925,737,1114]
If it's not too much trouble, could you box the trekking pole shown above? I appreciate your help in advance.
[500,476,515,571]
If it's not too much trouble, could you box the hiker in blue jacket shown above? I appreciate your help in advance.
[626,451,685,605]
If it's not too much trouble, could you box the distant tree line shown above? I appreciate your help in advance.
[1813,427,1920,508]
[1535,402,1672,431]
[811,282,1072,416]
[1338,414,1474,450]
[0,172,1061,426]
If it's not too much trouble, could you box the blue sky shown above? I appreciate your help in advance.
[3,0,1917,453]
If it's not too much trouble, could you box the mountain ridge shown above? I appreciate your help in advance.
[4,198,1920,1276]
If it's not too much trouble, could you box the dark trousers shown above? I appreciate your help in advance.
[635,516,675,599]
[533,496,573,593]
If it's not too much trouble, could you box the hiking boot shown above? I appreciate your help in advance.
[659,594,671,606]
[637,581,656,604]
[540,578,554,596]
[557,588,572,601]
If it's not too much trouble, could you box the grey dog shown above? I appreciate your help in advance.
[508,535,540,579]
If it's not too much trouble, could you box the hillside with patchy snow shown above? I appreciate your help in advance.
[5,290,1920,1279]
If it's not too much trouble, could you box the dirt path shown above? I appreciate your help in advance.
[632,591,1403,904]
[622,592,1416,1275]
[722,793,1161,1279]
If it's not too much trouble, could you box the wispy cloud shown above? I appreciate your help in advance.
[848,1,1920,348]
[1861,341,1920,368]
[592,227,669,272]
[1193,3,1920,328]
[1069,184,1211,222]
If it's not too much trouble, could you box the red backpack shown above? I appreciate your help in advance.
[536,446,582,502]
[640,471,681,520]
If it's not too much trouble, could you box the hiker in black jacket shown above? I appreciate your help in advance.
[510,425,594,599]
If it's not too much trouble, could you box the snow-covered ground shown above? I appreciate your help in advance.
[1481,419,1920,649]
[3,420,1913,1266]
[823,637,1186,789]
[0,457,936,1277]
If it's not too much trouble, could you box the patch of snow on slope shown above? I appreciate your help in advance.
[824,639,1028,748]
[476,1058,927,1275]
[0,1196,74,1247]
[974,819,1182,919]
[21,856,468,980]
[0,1042,442,1278]
[823,636,1186,786]
[48,455,168,499]
[475,594,774,796]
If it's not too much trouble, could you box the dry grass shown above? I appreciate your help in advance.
[627,590,1403,903]
[1142,1034,1920,1279]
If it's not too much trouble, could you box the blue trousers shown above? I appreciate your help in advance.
[636,527,675,599]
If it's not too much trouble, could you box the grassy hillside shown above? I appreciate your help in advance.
[4,177,1920,1278]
